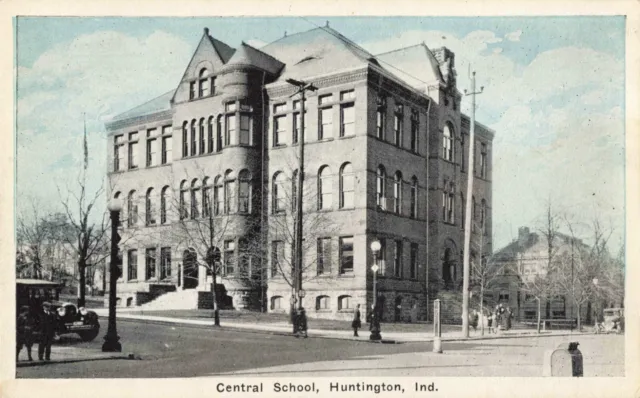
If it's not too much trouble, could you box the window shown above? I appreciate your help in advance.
[238,239,250,276]
[293,99,307,144]
[145,248,156,280]
[443,124,453,161]
[224,240,235,275]
[160,247,171,279]
[442,185,454,224]
[182,122,188,157]
[448,192,455,224]
[190,179,200,219]
[211,77,216,96]
[145,188,156,226]
[271,296,283,310]
[472,196,477,232]
[379,238,387,275]
[394,240,403,278]
[319,107,333,139]
[338,295,352,310]
[238,170,251,213]
[339,236,354,274]
[190,120,197,156]
[394,103,404,147]
[319,94,333,105]
[318,166,332,210]
[216,116,223,152]
[198,68,209,97]
[162,136,172,164]
[273,103,287,114]
[340,103,355,137]
[460,135,465,172]
[127,190,138,227]
[460,193,465,229]
[339,163,354,208]
[410,109,419,153]
[273,172,286,213]
[410,177,418,219]
[316,295,330,310]
[376,96,386,139]
[499,293,510,302]
[146,129,158,167]
[274,115,286,146]
[226,102,237,112]
[410,243,418,279]
[393,172,402,214]
[189,81,195,100]
[127,249,138,280]
[225,114,236,146]
[340,90,355,101]
[128,132,139,169]
[481,199,487,235]
[376,165,386,209]
[202,178,212,218]
[199,118,205,154]
[179,181,188,220]
[271,240,284,276]
[224,170,235,214]
[114,135,124,171]
[480,143,487,178]
[317,237,332,275]
[207,117,214,153]
[239,114,251,145]
[213,176,223,215]
[160,186,169,224]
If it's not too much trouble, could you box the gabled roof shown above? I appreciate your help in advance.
[222,42,285,75]
[110,90,173,122]
[260,26,376,81]
[207,34,236,64]
[375,43,444,90]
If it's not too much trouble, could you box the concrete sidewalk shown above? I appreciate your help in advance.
[94,308,592,343]
[16,346,129,368]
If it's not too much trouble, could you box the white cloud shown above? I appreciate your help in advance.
[505,30,522,42]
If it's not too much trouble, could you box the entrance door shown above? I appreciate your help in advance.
[183,249,199,289]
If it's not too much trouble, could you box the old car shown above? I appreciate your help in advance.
[17,279,101,342]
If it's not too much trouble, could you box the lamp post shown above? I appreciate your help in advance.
[370,240,382,341]
[102,197,122,352]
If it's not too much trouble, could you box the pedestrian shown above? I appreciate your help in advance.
[470,310,479,332]
[38,301,57,361]
[506,307,513,331]
[16,306,35,362]
[297,308,308,338]
[352,304,362,337]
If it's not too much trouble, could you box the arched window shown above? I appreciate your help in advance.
[127,190,138,227]
[190,119,197,156]
[190,179,200,219]
[238,170,252,213]
[472,196,477,232]
[393,171,402,214]
[410,176,418,219]
[202,177,212,218]
[199,118,205,154]
[316,295,330,310]
[207,116,214,153]
[376,165,386,210]
[213,176,223,215]
[338,295,353,310]
[481,199,487,235]
[273,172,286,213]
[179,180,188,220]
[182,121,188,157]
[318,165,332,210]
[160,186,170,224]
[443,124,453,161]
[224,170,235,214]
[216,115,223,152]
[114,191,122,224]
[442,247,455,288]
[271,296,283,310]
[198,68,209,97]
[145,188,156,226]
[339,163,354,209]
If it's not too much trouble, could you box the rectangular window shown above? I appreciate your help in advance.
[226,102,237,112]
[225,114,236,146]
[211,77,216,96]
[319,107,333,139]
[162,136,172,164]
[339,236,354,274]
[448,194,455,224]
[293,99,306,110]
[480,143,487,178]
[394,240,403,278]
[160,247,171,279]
[271,240,284,277]
[394,114,403,147]
[293,111,307,144]
[146,138,157,167]
[319,94,333,105]
[189,82,195,100]
[127,250,138,280]
[145,248,156,280]
[238,180,250,214]
[340,90,355,101]
[274,115,286,146]
[199,78,209,97]
[378,239,386,275]
[317,296,329,310]
[128,141,139,169]
[410,243,418,279]
[410,109,419,153]
[317,238,332,275]
[191,124,197,156]
[273,103,287,113]
[224,240,235,276]
[239,114,251,145]
[114,135,124,171]
[340,103,355,137]
[461,135,466,172]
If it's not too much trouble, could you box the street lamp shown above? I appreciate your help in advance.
[102,197,122,352]
[370,240,382,341]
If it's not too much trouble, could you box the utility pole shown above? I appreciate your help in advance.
[286,78,317,312]
[462,70,484,338]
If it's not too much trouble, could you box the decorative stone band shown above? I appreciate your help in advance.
[106,109,174,131]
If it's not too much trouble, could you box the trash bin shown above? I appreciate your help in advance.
[543,342,583,377]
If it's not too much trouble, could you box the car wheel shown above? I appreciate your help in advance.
[78,327,100,342]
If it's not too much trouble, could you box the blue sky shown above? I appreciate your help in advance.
[15,16,626,249]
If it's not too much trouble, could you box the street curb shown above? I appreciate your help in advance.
[16,354,129,368]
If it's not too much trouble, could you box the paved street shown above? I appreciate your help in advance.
[16,320,624,378]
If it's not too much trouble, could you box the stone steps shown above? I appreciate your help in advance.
[137,289,200,310]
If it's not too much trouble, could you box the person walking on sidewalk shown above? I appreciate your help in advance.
[16,306,35,362]
[352,304,362,337]
[38,302,57,361]
[296,308,308,338]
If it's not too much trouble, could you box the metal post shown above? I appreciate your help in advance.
[102,209,121,352]
[433,299,442,353]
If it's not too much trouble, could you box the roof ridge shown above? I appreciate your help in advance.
[374,42,426,57]
[320,26,374,59]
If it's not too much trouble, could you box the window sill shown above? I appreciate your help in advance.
[144,163,171,170]
[338,273,355,278]
[316,274,334,278]
[337,207,356,212]
[338,134,356,140]
[127,280,138,283]
[338,309,354,313]
[315,309,331,313]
